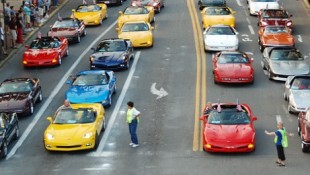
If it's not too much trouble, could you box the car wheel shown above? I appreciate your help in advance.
[261,60,266,70]
[105,13,108,19]
[1,141,8,158]
[268,68,272,80]
[28,101,34,116]
[99,17,103,25]
[101,119,106,132]
[94,133,100,150]
[152,16,155,23]
[108,95,112,107]
[301,142,308,153]
[284,93,287,101]
[82,29,86,37]
[76,35,81,43]
[298,123,301,136]
[37,90,43,103]
[113,84,116,94]
[58,55,62,65]
[14,124,20,140]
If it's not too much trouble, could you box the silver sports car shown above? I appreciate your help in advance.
[284,75,310,113]
[262,47,310,81]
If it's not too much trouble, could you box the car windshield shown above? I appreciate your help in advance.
[0,81,32,93]
[206,27,235,35]
[262,10,288,18]
[265,26,288,33]
[208,109,250,125]
[205,7,231,15]
[76,5,100,12]
[201,0,225,5]
[252,0,277,2]
[53,19,78,28]
[218,53,249,64]
[291,78,310,90]
[124,7,149,14]
[121,23,149,32]
[29,37,60,49]
[96,41,126,52]
[270,49,303,61]
[72,74,107,86]
[53,108,96,124]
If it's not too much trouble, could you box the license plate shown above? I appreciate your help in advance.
[104,1,110,3]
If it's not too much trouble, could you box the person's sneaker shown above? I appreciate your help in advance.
[131,144,139,148]
[129,143,134,146]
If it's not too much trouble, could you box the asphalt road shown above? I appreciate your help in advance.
[1,0,310,174]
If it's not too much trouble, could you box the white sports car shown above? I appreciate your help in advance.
[247,0,280,15]
[203,25,239,52]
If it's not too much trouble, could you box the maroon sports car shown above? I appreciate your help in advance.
[257,9,293,29]
[131,0,165,13]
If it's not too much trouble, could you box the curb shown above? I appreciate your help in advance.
[304,0,310,8]
[0,0,70,68]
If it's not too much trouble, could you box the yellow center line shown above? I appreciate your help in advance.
[187,0,207,151]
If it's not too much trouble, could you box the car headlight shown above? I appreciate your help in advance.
[153,2,159,6]
[122,55,127,60]
[90,56,94,62]
[102,100,107,104]
[83,132,93,138]
[46,133,54,140]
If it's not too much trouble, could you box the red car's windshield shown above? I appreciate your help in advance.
[208,109,250,125]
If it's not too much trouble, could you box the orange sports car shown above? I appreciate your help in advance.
[258,25,294,52]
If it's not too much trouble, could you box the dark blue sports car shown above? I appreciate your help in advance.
[89,38,134,70]
[0,112,19,158]
[65,70,116,107]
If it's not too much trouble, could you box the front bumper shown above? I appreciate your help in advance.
[90,62,127,70]
[204,45,238,51]
[203,143,255,153]
[44,138,95,151]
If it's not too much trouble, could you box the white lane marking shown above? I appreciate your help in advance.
[241,34,253,42]
[150,83,168,100]
[282,105,293,122]
[236,0,242,6]
[93,51,141,156]
[248,25,255,35]
[296,35,303,42]
[246,17,251,24]
[6,20,118,160]
[276,115,282,124]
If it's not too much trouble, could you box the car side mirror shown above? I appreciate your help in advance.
[150,26,154,30]
[25,45,29,49]
[72,9,76,12]
[118,11,123,15]
[47,117,53,123]
[252,116,257,121]
[66,80,71,84]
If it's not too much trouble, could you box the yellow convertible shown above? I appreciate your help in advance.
[117,6,155,29]
[71,4,108,26]
[43,103,105,151]
[201,7,236,29]
[117,21,154,47]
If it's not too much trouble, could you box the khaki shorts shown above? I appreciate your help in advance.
[10,30,17,40]
[39,8,44,16]
[26,15,31,23]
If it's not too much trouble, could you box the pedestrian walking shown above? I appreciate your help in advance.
[126,101,141,148]
[9,17,17,48]
[265,122,294,167]
[0,22,8,55]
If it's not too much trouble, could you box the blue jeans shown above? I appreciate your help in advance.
[54,0,59,6]
[129,119,138,144]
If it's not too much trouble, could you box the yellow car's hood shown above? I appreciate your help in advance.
[119,31,152,40]
[74,12,100,21]
[205,15,234,25]
[119,15,149,23]
[46,123,94,138]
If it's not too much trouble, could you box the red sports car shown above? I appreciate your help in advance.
[298,109,310,152]
[131,0,165,13]
[23,37,69,67]
[212,51,254,84]
[200,102,257,153]
[258,9,293,29]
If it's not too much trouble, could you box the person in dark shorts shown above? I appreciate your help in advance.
[265,122,294,167]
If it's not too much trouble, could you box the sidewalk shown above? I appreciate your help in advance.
[0,0,69,66]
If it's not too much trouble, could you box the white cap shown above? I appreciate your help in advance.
[25,2,29,5]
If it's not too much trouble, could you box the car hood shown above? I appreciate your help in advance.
[23,49,59,60]
[250,2,279,11]
[66,85,109,103]
[291,90,310,108]
[270,60,310,75]
[217,64,253,77]
[0,92,28,111]
[204,124,255,144]
[46,123,94,139]
[92,52,124,62]
[74,12,100,21]
[205,35,238,46]
[48,28,77,36]
[119,31,152,40]
[262,33,294,45]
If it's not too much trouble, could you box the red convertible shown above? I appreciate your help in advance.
[258,9,293,29]
[200,102,257,153]
[212,51,254,84]
[298,109,310,152]
[22,37,69,67]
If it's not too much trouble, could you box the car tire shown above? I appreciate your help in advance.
[268,68,273,80]
[249,79,254,85]
[108,95,112,107]
[261,60,266,70]
[157,6,161,13]
[99,17,103,25]
[125,60,130,70]
[82,29,86,37]
[76,35,81,43]
[58,55,62,66]
[28,101,34,116]
[14,124,20,140]
[259,44,264,52]
[0,140,8,158]
[101,119,106,132]
[298,123,301,136]
[152,16,155,23]
[301,142,308,153]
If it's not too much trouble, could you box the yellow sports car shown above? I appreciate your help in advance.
[117,6,155,29]
[201,7,236,29]
[43,103,105,151]
[71,3,108,26]
[117,21,154,47]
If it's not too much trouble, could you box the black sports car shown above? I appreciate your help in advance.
[0,112,19,158]
[198,0,227,10]
[0,78,43,116]
[89,38,134,70]
[96,0,125,6]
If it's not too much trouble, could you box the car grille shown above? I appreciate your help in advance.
[56,145,82,148]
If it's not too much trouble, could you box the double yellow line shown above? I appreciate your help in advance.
[187,0,207,151]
